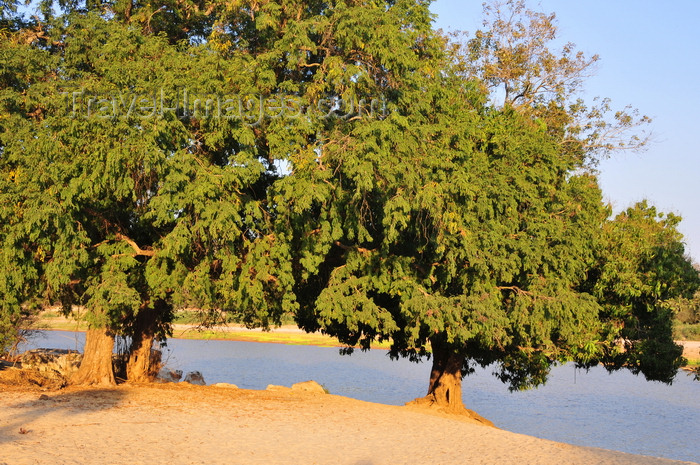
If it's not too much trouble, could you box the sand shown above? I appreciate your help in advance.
[0,382,695,465]
[681,340,700,361]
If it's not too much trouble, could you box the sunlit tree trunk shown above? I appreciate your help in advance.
[70,327,116,386]
[126,300,165,383]
[409,337,494,426]
[423,337,464,410]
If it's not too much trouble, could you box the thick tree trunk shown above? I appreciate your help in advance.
[70,327,116,386]
[407,338,495,427]
[126,301,162,383]
[126,333,156,383]
[424,339,465,410]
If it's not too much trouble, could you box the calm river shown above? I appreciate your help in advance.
[23,330,700,463]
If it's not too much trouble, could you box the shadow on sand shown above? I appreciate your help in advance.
[0,388,128,445]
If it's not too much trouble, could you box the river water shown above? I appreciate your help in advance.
[23,330,700,463]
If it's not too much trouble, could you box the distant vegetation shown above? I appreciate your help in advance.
[671,291,700,340]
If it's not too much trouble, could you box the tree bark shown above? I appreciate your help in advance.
[126,301,163,383]
[70,327,116,386]
[407,338,495,426]
[423,338,465,410]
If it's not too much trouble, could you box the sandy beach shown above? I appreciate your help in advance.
[0,381,696,465]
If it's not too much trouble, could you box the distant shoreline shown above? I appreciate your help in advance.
[32,315,388,349]
[31,315,700,366]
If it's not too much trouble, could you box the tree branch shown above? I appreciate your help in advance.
[497,286,555,300]
[115,233,155,257]
[334,241,371,255]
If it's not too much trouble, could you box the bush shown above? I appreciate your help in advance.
[669,291,700,341]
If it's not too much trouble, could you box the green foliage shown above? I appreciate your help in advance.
[586,202,700,381]
[274,6,610,389]
[0,0,15,21]
[674,324,700,341]
[0,305,38,356]
[671,289,700,340]
[0,13,295,347]
[669,290,700,325]
[275,1,697,392]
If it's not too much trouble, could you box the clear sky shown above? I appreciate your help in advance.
[430,0,700,264]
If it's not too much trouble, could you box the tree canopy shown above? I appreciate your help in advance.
[275,0,697,409]
[0,11,295,383]
[449,0,651,162]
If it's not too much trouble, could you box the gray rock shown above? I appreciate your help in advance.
[156,367,183,383]
[183,371,206,385]
[20,349,83,378]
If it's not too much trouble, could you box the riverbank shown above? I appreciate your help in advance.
[0,382,694,465]
[34,312,388,349]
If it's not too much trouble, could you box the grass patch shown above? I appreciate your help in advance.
[674,323,700,341]
[36,314,86,332]
[171,327,391,349]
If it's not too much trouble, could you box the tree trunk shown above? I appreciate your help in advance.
[70,327,116,386]
[424,338,465,410]
[406,338,495,426]
[126,301,162,383]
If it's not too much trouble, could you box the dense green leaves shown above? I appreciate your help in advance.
[289,92,610,390]
[585,202,700,382]
[0,14,294,358]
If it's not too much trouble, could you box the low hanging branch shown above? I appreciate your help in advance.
[334,241,371,255]
[115,233,155,257]
[497,285,556,301]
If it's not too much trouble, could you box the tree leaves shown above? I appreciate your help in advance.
[450,0,651,163]
[587,201,700,382]
[0,14,288,343]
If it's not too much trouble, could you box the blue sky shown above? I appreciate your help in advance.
[431,0,700,263]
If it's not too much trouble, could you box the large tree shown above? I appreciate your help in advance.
[281,0,698,413]
[1,0,439,384]
[0,13,294,384]
[454,0,699,385]
[287,94,609,411]
[2,0,695,404]
[268,0,605,410]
